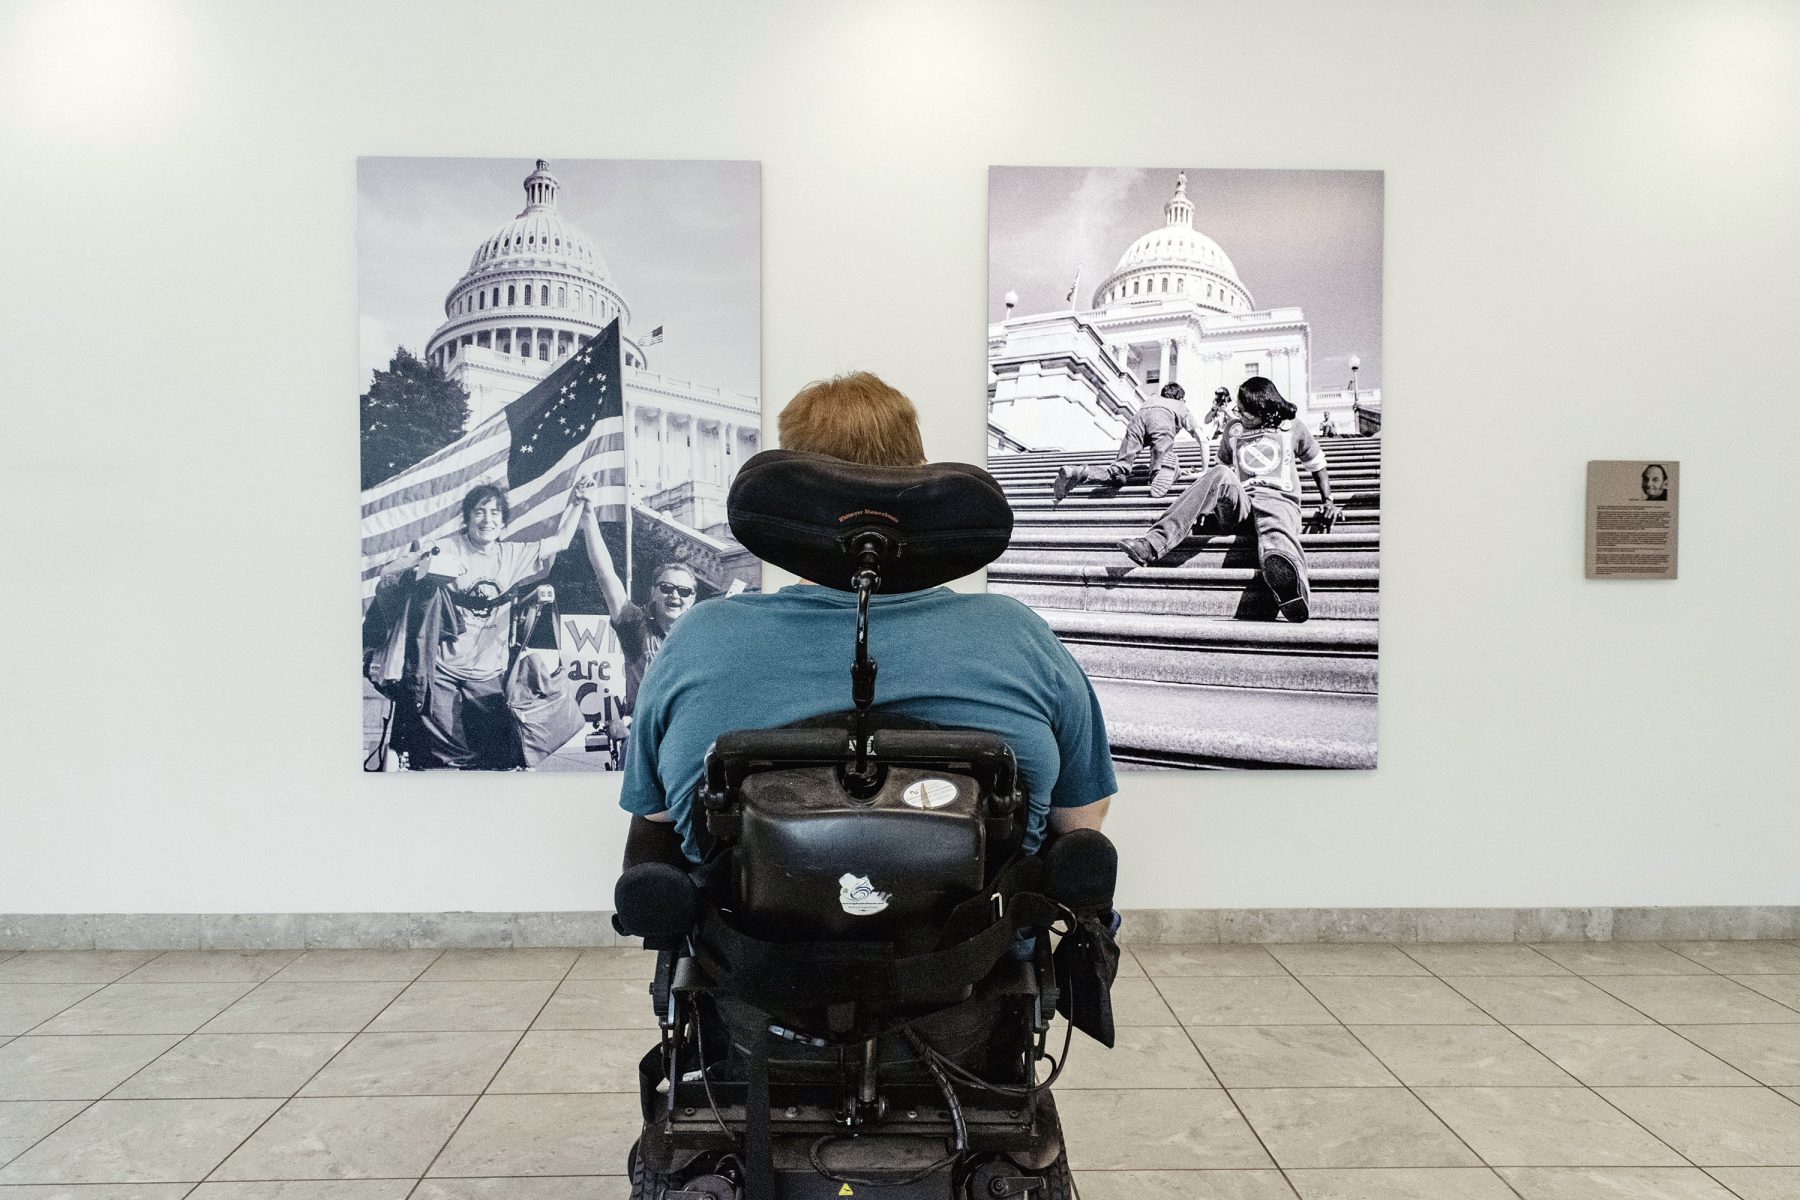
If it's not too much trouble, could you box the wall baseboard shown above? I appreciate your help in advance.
[4,907,1798,950]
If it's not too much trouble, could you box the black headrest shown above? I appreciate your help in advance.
[727,450,1013,592]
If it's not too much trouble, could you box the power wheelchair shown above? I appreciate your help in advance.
[613,450,1123,1200]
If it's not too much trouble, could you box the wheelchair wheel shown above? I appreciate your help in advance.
[966,1148,1072,1200]
[627,1139,672,1200]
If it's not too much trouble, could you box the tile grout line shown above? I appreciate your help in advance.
[1271,947,1521,1191]
[1418,953,1727,1176]
[1129,946,1305,1200]
[0,956,193,1174]
[185,947,449,1189]
[403,949,588,1197]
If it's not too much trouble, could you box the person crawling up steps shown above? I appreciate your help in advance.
[1052,381,1207,503]
[1115,376,1342,623]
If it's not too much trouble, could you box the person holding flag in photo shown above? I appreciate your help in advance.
[361,321,629,769]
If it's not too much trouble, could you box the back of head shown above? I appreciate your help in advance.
[1237,375,1298,425]
[778,371,926,467]
[1159,382,1185,403]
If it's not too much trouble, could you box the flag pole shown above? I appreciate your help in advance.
[620,326,635,611]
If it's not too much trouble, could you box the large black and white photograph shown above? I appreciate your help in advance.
[359,157,762,773]
[987,166,1382,770]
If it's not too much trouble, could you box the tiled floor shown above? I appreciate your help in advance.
[3,942,1800,1197]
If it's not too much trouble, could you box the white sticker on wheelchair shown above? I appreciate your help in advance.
[902,778,958,809]
[838,874,890,916]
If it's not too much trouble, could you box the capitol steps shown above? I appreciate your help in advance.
[988,435,1381,770]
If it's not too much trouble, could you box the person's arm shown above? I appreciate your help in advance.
[579,503,630,618]
[1295,425,1341,520]
[539,489,589,557]
[1050,794,1111,833]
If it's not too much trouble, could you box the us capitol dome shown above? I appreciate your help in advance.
[1090,174,1254,315]
[423,160,760,584]
[989,171,1372,453]
[425,160,646,384]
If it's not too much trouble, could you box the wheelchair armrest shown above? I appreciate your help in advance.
[613,863,698,952]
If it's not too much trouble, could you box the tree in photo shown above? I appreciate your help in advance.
[360,347,472,489]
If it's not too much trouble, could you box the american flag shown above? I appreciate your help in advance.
[359,319,627,597]
[641,324,664,346]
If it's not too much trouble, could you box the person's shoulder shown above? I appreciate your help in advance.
[924,591,1059,639]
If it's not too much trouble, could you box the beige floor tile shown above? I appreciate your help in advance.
[1301,978,1494,1025]
[299,1031,518,1097]
[1349,1025,1574,1087]
[1735,976,1800,1009]
[189,1182,418,1200]
[30,985,253,1036]
[200,983,406,1034]
[1597,1086,1800,1166]
[1111,950,1148,980]
[1510,1025,1757,1086]
[1159,977,1336,1026]
[427,1093,639,1177]
[1400,945,1569,977]
[486,1029,650,1093]
[1529,945,1712,976]
[1188,1026,1396,1087]
[1072,1170,1296,1199]
[1132,946,1289,977]
[1267,946,1428,976]
[0,1186,192,1199]
[120,953,298,985]
[1441,977,1652,1025]
[1705,1166,1800,1198]
[1671,1025,1800,1086]
[0,954,160,985]
[1498,1166,1740,1197]
[211,1095,474,1180]
[530,980,656,1030]
[416,950,581,983]
[566,950,656,981]
[1780,1086,1800,1102]
[1663,943,1800,975]
[1231,1088,1476,1168]
[0,988,102,1036]
[1055,1089,1272,1169]
[270,951,442,983]
[109,1034,349,1099]
[1587,976,1800,1024]
[1415,1087,1684,1166]
[1110,979,1179,1026]
[365,981,555,1033]
[413,1179,631,1200]
[1053,1026,1219,1089]
[1286,1167,1518,1198]
[0,1101,89,1165]
[0,1098,279,1184]
[0,1036,182,1101]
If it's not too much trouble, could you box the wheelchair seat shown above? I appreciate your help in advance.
[615,450,1118,1200]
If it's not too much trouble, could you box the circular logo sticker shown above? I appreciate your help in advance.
[902,778,959,809]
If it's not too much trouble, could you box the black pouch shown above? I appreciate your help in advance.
[1052,912,1121,1048]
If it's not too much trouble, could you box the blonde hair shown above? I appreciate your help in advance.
[778,371,926,467]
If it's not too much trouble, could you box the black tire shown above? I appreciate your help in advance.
[1038,1146,1073,1200]
[628,1139,673,1200]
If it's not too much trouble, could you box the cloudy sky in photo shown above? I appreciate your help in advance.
[359,157,760,400]
[990,166,1383,390]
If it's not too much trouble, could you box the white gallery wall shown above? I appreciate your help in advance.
[1,0,1797,915]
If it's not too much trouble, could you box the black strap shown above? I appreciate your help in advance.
[696,891,1060,1014]
[745,1021,775,1200]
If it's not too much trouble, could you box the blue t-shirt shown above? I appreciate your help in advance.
[620,585,1118,862]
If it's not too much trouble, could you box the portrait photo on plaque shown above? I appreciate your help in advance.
[358,157,762,773]
[1586,460,1679,580]
[987,165,1383,770]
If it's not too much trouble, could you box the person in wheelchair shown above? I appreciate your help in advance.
[614,371,1121,1200]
